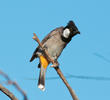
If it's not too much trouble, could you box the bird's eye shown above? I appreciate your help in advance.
[63,28,70,38]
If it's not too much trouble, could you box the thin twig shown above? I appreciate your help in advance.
[0,84,18,100]
[0,70,28,100]
[32,33,79,100]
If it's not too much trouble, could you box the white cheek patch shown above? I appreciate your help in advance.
[63,28,70,38]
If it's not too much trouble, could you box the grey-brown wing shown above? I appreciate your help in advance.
[41,27,63,44]
[30,27,64,62]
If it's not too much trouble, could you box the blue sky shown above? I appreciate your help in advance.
[0,0,110,100]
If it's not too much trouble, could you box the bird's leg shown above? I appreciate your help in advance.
[50,60,59,67]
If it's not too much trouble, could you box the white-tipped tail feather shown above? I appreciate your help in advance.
[38,64,46,91]
[38,84,45,91]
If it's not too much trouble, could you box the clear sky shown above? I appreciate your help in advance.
[0,0,110,100]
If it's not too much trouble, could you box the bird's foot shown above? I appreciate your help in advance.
[50,61,59,68]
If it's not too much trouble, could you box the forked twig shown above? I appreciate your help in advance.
[32,33,79,100]
[0,70,28,100]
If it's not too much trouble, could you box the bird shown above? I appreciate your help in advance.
[30,20,80,91]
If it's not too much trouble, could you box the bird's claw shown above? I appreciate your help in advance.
[50,62,59,68]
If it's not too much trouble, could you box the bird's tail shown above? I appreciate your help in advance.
[38,65,46,91]
[38,55,49,91]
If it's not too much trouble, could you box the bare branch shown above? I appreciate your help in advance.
[54,67,78,100]
[0,84,18,100]
[32,33,79,100]
[0,70,28,100]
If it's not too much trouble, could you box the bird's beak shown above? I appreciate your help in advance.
[71,31,80,37]
[75,30,80,34]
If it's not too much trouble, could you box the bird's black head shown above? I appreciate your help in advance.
[64,20,80,37]
[62,20,80,43]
